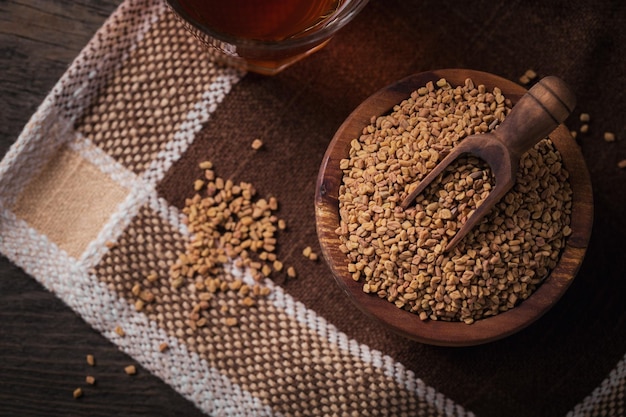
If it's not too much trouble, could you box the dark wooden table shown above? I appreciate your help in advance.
[0,1,205,415]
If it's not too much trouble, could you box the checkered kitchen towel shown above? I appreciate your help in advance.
[1,0,624,416]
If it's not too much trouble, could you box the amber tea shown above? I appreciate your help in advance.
[166,0,368,74]
[176,0,341,41]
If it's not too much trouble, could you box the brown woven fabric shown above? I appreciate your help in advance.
[159,2,626,416]
[2,0,625,416]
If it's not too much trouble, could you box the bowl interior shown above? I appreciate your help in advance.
[315,69,593,346]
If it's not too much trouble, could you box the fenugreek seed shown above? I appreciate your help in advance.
[135,299,145,311]
[131,283,141,296]
[524,69,537,80]
[194,179,205,191]
[124,365,137,375]
[86,354,95,366]
[171,277,184,289]
[228,279,243,291]
[238,284,250,296]
[251,138,263,150]
[199,161,213,169]
[302,246,312,258]
[287,266,297,278]
[105,241,116,249]
[146,272,158,282]
[580,124,589,133]
[139,289,155,303]
[604,132,616,142]
[73,388,83,399]
[225,317,238,327]
[115,326,125,337]
[273,260,284,272]
[579,113,590,122]
[618,159,626,169]
[86,375,96,385]
[241,296,256,307]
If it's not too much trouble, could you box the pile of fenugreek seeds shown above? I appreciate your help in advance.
[337,78,573,324]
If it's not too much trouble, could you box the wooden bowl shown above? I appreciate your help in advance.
[314,69,593,346]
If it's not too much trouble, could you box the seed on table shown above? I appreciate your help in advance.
[241,296,256,307]
[618,159,626,169]
[603,132,616,142]
[580,124,589,133]
[199,160,213,170]
[124,365,137,375]
[73,388,83,399]
[287,266,297,278]
[159,342,169,353]
[579,113,590,122]
[115,326,125,337]
[251,138,264,150]
[86,354,95,366]
[86,375,96,385]
[225,317,238,327]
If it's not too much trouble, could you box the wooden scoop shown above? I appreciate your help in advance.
[400,76,576,251]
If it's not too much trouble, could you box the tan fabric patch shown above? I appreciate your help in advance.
[12,146,128,259]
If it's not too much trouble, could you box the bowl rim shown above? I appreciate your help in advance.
[314,69,594,347]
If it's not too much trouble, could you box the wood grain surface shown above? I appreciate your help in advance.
[0,1,205,416]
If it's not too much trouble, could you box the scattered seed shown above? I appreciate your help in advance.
[199,161,213,170]
[85,375,96,385]
[273,260,284,272]
[115,326,125,337]
[287,266,297,279]
[579,113,591,122]
[73,388,83,399]
[131,283,141,296]
[580,124,589,133]
[251,138,264,150]
[241,296,256,307]
[134,299,145,311]
[519,69,538,85]
[124,365,137,375]
[618,159,626,169]
[86,354,95,366]
[159,342,169,353]
[604,132,616,142]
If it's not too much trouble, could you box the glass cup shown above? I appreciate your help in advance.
[165,0,370,75]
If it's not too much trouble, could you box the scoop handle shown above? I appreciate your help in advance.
[494,76,576,159]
